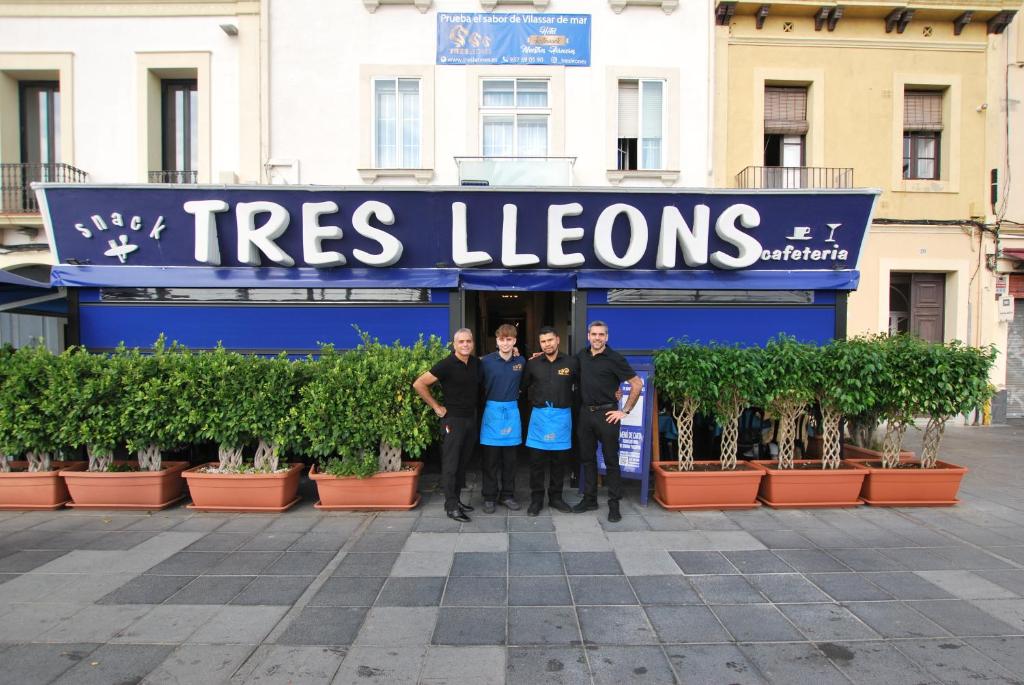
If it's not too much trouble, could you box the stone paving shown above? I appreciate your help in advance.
[1,423,1024,684]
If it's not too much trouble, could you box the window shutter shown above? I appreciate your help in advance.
[764,86,808,135]
[904,91,943,131]
[618,80,639,139]
[641,80,663,138]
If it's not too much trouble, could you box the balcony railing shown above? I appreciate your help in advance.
[735,166,854,190]
[149,170,199,184]
[1,162,88,214]
[455,157,576,187]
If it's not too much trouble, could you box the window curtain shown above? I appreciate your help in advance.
[640,80,663,169]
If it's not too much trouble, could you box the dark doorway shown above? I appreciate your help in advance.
[470,290,574,357]
[889,272,945,342]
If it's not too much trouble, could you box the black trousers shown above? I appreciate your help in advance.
[441,416,476,511]
[529,447,567,503]
[482,445,518,501]
[577,408,623,504]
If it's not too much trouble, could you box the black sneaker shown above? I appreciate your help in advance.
[482,500,496,514]
[499,497,521,511]
[527,501,543,517]
[607,502,622,523]
[549,498,572,514]
[571,499,599,514]
[447,509,471,523]
[458,500,475,512]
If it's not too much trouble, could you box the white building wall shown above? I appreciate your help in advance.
[267,0,712,187]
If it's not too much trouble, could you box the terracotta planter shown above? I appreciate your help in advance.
[842,443,916,463]
[856,460,968,506]
[310,462,423,511]
[61,461,189,510]
[750,460,867,508]
[182,462,304,512]
[0,461,86,510]
[652,460,763,510]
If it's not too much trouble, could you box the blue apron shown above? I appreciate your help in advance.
[480,400,522,447]
[526,402,572,451]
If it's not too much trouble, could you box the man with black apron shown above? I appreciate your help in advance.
[413,328,481,522]
[520,326,578,517]
[479,324,524,514]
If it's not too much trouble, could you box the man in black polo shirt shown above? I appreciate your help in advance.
[520,326,578,516]
[413,328,481,522]
[573,320,643,523]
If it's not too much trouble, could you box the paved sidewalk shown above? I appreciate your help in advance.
[1,423,1024,684]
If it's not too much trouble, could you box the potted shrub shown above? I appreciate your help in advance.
[651,341,764,510]
[305,334,446,510]
[751,336,866,508]
[182,348,305,512]
[857,339,997,506]
[0,344,84,509]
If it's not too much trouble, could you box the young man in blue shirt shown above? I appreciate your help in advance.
[478,323,525,514]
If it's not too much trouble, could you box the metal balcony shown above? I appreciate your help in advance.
[149,170,198,184]
[455,157,575,187]
[1,163,88,214]
[735,166,854,190]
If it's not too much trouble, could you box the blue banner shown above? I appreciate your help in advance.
[437,13,591,66]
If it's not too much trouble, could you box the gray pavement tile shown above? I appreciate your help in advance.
[664,644,768,685]
[798,529,863,549]
[557,532,614,552]
[451,552,507,577]
[598,515,652,532]
[684,511,742,530]
[349,533,410,553]
[569,575,637,605]
[310,576,386,607]
[615,550,684,576]
[746,574,831,603]
[239,532,302,552]
[815,641,936,685]
[403,533,459,553]
[216,517,274,534]
[509,532,560,552]
[264,516,319,533]
[587,645,676,684]
[668,550,737,575]
[186,605,289,645]
[864,572,956,600]
[289,532,350,551]
[432,607,507,645]
[645,604,731,643]
[989,546,1024,565]
[777,603,881,641]
[414,516,462,533]
[29,531,103,550]
[0,602,83,641]
[366,516,417,533]
[275,606,367,646]
[748,530,816,549]
[51,643,174,685]
[310,517,366,535]
[843,601,954,638]
[113,604,220,643]
[976,570,1024,596]
[460,516,509,533]
[420,645,506,684]
[806,572,894,601]
[723,550,794,574]
[689,575,766,604]
[166,575,255,605]
[628,575,701,605]
[509,551,565,576]
[442,576,507,607]
[940,546,1017,570]
[825,547,909,571]
[182,532,253,552]
[774,549,850,573]
[0,574,15,585]
[331,553,399,577]
[506,646,590,685]
[563,552,622,576]
[78,531,158,551]
[965,637,1024,679]
[894,639,1024,685]
[206,551,281,575]
[508,516,555,533]
[508,606,581,645]
[146,551,228,575]
[739,642,850,685]
[375,576,445,606]
[231,575,314,606]
[916,570,1019,600]
[143,644,255,685]
[879,547,963,571]
[577,606,657,645]
[508,576,573,606]
[713,604,806,642]
[390,551,454,577]
[0,549,66,573]
[353,607,438,646]
[970,598,1024,632]
[264,552,333,576]
[454,532,508,552]
[231,645,347,684]
[908,599,1020,637]
[640,514,694,531]
[169,516,230,533]
[98,574,196,604]
[331,645,426,684]
[39,604,153,643]
[0,643,98,685]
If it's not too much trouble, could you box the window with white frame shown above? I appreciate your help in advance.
[903,89,943,181]
[617,79,664,170]
[480,79,549,157]
[374,78,421,168]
